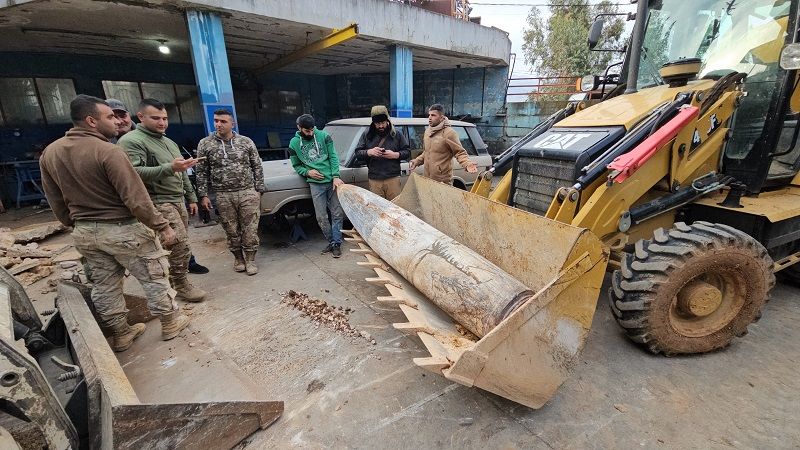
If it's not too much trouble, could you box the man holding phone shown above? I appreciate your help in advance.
[354,105,411,200]
[119,98,207,303]
[196,109,265,275]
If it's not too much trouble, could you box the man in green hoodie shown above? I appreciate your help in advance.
[288,114,345,258]
[118,98,207,302]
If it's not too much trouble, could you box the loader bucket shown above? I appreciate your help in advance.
[339,174,608,408]
[0,267,282,449]
[56,283,283,449]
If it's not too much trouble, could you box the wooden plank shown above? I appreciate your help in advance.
[11,222,67,243]
[53,249,82,263]
[9,259,41,275]
[365,268,402,288]
[412,356,450,372]
[356,253,389,270]
[384,284,421,308]
[341,229,359,238]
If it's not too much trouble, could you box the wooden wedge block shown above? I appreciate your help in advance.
[393,322,436,335]
[365,268,402,288]
[350,242,374,255]
[356,254,388,270]
[412,356,451,373]
[9,259,41,275]
[384,284,421,308]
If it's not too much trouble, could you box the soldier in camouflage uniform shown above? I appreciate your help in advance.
[39,95,191,350]
[197,109,265,275]
[119,98,207,303]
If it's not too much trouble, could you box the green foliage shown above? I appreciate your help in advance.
[522,0,627,80]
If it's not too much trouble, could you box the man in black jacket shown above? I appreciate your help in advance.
[354,105,411,200]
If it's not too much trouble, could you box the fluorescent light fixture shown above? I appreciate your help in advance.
[157,40,170,55]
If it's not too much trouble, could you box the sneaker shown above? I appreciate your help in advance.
[332,244,342,258]
[321,243,334,254]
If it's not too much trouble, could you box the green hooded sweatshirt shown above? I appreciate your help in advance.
[288,128,341,184]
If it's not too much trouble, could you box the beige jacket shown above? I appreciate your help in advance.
[411,117,472,183]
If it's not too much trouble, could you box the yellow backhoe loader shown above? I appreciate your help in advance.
[340,0,800,408]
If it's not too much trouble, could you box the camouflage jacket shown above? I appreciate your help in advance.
[195,133,265,197]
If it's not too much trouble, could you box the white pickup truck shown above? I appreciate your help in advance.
[259,117,492,220]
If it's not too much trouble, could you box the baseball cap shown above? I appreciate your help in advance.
[106,98,128,113]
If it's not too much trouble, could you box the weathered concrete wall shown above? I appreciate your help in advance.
[0,53,510,159]
[183,0,511,65]
[414,66,509,153]
[506,102,544,138]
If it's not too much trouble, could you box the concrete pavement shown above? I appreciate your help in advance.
[182,219,800,449]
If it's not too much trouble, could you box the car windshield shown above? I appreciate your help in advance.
[321,124,365,164]
[638,0,791,88]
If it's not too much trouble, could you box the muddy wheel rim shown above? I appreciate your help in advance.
[669,271,746,337]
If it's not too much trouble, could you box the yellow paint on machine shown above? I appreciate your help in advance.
[556,80,717,129]
[694,186,800,223]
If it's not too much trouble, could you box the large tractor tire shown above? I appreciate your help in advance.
[610,221,774,355]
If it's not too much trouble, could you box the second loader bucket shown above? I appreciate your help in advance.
[339,174,608,408]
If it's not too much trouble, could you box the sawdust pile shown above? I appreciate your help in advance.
[281,290,364,340]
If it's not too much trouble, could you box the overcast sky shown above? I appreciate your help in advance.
[470,1,636,78]
[470,1,537,76]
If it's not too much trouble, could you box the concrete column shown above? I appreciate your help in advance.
[389,45,413,118]
[186,11,238,134]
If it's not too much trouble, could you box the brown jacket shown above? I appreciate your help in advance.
[40,127,169,231]
[411,117,472,183]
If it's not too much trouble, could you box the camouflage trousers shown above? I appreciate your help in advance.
[155,202,192,278]
[72,220,175,328]
[216,189,261,252]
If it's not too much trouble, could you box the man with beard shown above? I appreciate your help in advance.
[118,98,207,303]
[196,109,264,275]
[354,105,410,200]
[409,103,477,183]
[105,98,135,144]
[288,114,345,258]
[39,95,191,349]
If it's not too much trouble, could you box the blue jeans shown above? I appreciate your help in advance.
[309,182,343,245]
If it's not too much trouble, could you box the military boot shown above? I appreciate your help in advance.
[171,275,207,302]
[244,250,258,276]
[232,250,246,272]
[160,310,190,341]
[109,321,146,353]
